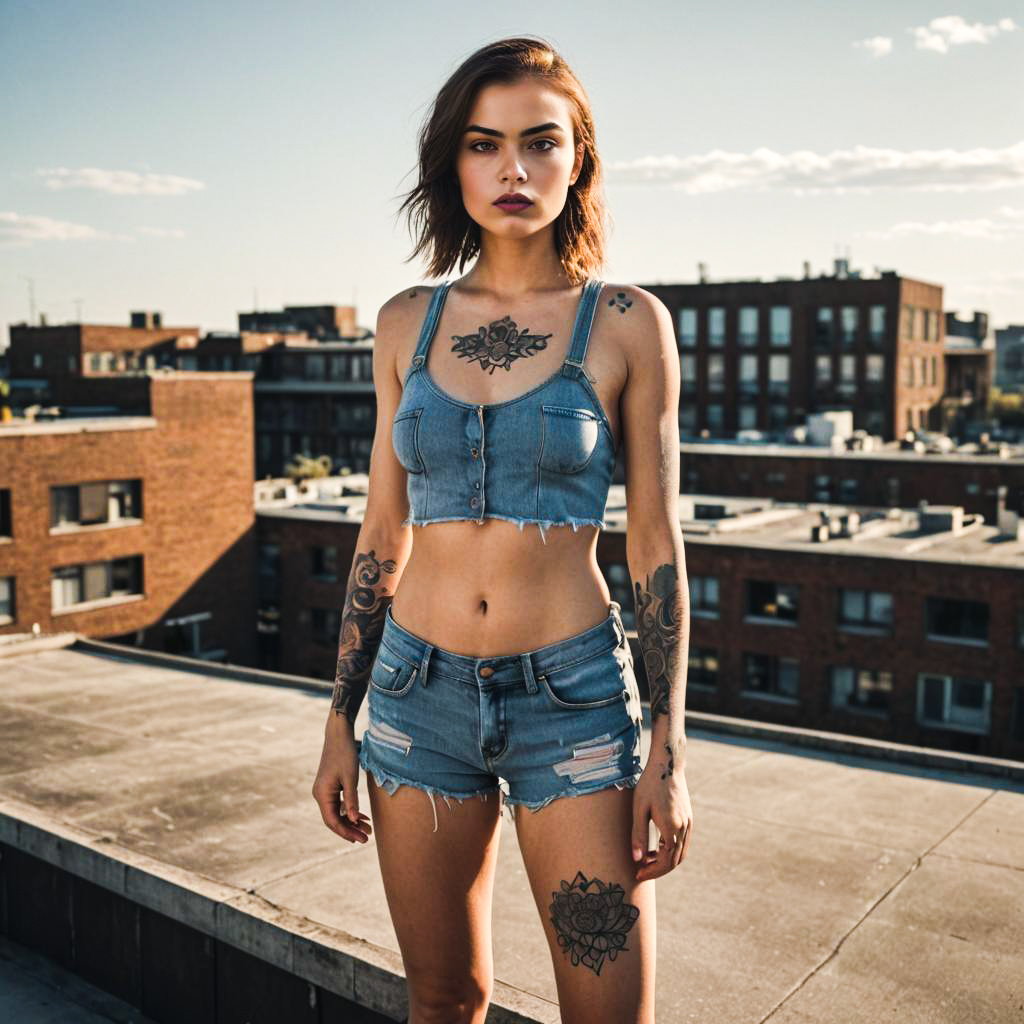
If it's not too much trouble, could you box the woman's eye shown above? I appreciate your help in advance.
[468,139,556,152]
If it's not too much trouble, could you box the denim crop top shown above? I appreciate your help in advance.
[391,278,617,543]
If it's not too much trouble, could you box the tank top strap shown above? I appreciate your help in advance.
[560,278,604,379]
[409,281,453,374]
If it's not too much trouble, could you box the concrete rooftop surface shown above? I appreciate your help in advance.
[1,636,1023,1023]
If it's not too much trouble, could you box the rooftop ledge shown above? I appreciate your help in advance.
[1,633,1022,1022]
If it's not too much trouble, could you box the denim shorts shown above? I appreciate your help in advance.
[357,600,645,831]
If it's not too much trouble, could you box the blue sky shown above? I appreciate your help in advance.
[2,0,1023,345]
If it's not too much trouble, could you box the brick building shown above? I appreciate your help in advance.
[0,373,257,662]
[642,261,946,441]
[677,440,1024,521]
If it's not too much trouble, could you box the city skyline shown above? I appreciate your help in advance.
[2,1,1023,342]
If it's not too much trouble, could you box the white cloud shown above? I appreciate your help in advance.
[853,36,893,57]
[0,211,124,246]
[138,226,186,238]
[911,15,1017,54]
[959,270,1024,296]
[857,216,1024,241]
[35,167,205,196]
[607,140,1024,195]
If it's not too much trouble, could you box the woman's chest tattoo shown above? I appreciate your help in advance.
[450,315,553,375]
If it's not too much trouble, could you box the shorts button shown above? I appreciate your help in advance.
[470,497,479,508]
[479,665,494,678]
[474,482,480,489]
[471,447,479,457]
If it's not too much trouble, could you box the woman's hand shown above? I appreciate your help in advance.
[311,715,373,844]
[630,760,692,881]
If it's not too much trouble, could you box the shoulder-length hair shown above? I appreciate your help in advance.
[397,36,609,286]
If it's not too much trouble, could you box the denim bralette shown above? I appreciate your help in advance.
[391,278,617,544]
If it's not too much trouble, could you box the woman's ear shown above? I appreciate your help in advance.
[570,141,585,185]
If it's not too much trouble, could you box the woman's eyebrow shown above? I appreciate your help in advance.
[463,121,563,138]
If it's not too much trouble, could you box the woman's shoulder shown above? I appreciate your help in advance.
[595,282,675,358]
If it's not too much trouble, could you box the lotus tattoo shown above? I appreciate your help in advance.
[549,871,640,975]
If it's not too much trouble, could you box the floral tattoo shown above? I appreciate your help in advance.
[549,871,640,975]
[450,316,552,375]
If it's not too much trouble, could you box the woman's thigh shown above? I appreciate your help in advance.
[366,771,503,1016]
[513,785,656,1024]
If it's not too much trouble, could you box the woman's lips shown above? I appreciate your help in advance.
[494,201,533,212]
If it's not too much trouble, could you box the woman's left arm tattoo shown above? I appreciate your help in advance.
[633,558,689,768]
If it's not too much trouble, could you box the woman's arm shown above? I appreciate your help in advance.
[328,289,422,728]
[615,284,693,877]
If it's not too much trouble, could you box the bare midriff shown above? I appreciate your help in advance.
[390,518,612,657]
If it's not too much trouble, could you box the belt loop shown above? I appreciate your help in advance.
[520,653,539,695]
[419,643,433,688]
[609,601,625,644]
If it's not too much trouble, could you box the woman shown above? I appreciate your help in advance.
[312,35,692,1024]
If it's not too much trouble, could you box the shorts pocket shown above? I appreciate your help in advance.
[538,405,600,475]
[368,645,420,697]
[536,645,627,710]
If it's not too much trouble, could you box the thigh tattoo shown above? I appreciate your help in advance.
[549,871,640,975]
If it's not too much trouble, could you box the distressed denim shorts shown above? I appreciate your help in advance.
[357,600,645,831]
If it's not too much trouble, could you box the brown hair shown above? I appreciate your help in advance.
[397,36,609,285]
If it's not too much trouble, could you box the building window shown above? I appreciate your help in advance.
[768,354,789,396]
[0,489,10,538]
[840,306,859,345]
[708,307,726,348]
[869,305,886,344]
[680,354,697,392]
[902,304,915,340]
[838,478,859,502]
[743,653,799,699]
[708,354,725,392]
[830,666,893,715]
[815,354,832,385]
[739,307,759,347]
[677,308,697,348]
[51,556,144,611]
[259,543,281,600]
[839,588,892,630]
[311,546,339,581]
[838,354,857,396]
[931,355,937,386]
[164,611,219,659]
[925,596,989,646]
[689,648,719,688]
[768,403,788,430]
[917,673,991,734]
[770,306,791,346]
[679,404,697,435]
[50,480,142,529]
[815,307,834,347]
[311,607,342,646]
[866,354,884,383]
[739,354,758,394]
[0,577,14,623]
[738,404,758,430]
[745,580,800,624]
[706,403,724,434]
[689,575,719,617]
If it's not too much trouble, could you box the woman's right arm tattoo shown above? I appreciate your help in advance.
[330,549,398,724]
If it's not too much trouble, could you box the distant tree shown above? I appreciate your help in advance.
[284,453,332,482]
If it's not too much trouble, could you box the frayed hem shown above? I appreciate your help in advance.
[359,757,503,833]
[502,773,642,818]
[400,512,605,546]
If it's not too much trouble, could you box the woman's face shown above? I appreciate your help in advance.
[455,77,585,240]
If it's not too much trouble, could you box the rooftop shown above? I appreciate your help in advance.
[1,634,1020,1022]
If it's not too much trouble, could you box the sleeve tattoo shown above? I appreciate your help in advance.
[330,549,399,724]
[633,560,688,741]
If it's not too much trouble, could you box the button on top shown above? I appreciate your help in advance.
[470,496,479,508]
[471,447,479,458]
[479,665,494,678]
